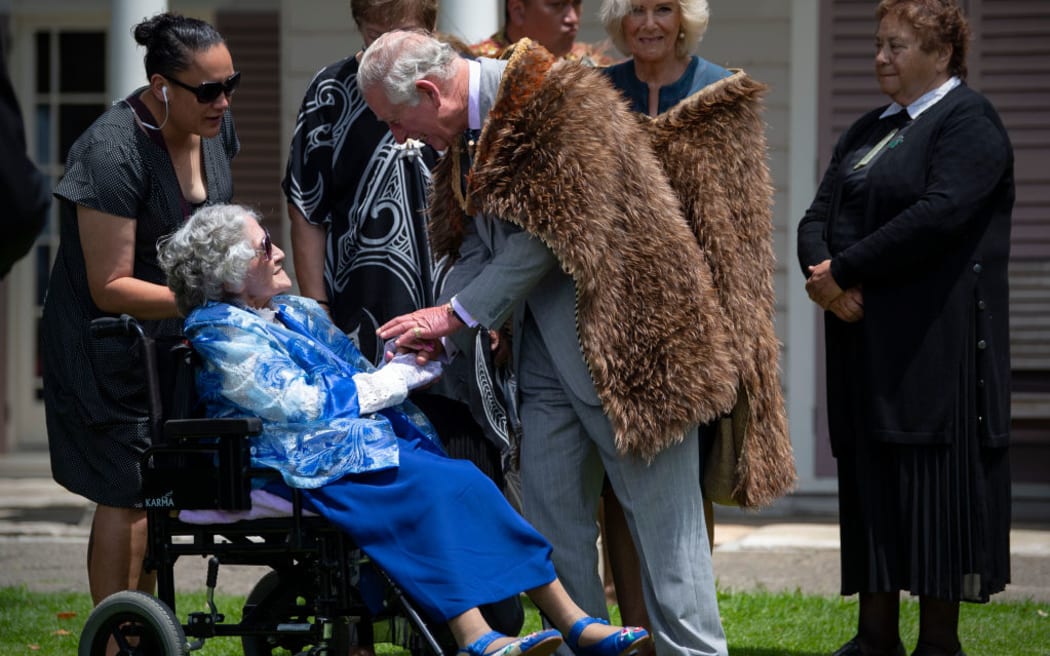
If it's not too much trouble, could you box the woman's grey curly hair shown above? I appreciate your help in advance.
[157,204,259,316]
[600,0,711,60]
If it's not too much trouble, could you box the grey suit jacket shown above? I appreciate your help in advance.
[441,57,600,406]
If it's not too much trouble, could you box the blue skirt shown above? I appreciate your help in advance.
[293,435,556,622]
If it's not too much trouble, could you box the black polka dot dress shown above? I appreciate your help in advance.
[42,90,238,507]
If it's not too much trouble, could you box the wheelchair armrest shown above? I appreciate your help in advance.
[145,417,261,511]
[163,417,262,440]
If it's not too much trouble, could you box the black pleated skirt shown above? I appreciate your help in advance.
[834,320,1011,603]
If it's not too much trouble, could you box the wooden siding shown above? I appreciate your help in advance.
[970,1,1050,439]
[971,0,1050,257]
[216,11,283,231]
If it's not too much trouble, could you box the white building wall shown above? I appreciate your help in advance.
[438,0,499,43]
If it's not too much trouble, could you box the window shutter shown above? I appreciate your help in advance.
[215,11,282,230]
[971,0,1050,452]
[818,0,883,172]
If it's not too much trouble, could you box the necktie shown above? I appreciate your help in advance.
[853,111,911,171]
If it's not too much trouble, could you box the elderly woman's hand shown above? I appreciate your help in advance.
[383,337,446,366]
[382,352,443,390]
[805,259,846,309]
[353,353,444,414]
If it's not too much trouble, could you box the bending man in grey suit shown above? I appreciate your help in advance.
[361,30,734,656]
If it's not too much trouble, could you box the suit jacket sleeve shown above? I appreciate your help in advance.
[447,216,558,330]
[437,212,489,306]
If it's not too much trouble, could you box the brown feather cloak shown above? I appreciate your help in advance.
[431,40,794,507]
[644,72,796,507]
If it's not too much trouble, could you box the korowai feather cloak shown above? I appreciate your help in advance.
[644,72,796,507]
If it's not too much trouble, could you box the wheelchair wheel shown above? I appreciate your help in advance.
[78,590,187,656]
[241,570,351,656]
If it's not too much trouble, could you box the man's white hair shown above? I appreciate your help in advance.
[358,29,457,106]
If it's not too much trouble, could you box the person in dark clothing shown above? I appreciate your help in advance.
[0,44,49,278]
[42,12,239,607]
[797,2,1012,655]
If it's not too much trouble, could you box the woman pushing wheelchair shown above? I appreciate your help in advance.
[157,203,651,656]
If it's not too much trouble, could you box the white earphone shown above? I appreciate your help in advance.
[133,84,170,131]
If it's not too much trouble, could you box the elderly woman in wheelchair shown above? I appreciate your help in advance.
[152,203,652,656]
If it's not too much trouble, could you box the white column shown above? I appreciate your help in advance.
[787,0,823,492]
[437,0,500,44]
[109,0,168,98]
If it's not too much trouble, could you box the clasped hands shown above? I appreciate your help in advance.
[806,259,864,323]
[377,304,508,365]
[377,304,465,365]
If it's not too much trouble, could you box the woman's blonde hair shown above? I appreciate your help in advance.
[600,0,710,59]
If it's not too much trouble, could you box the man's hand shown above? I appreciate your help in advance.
[805,259,845,309]
[378,304,464,351]
[489,327,512,368]
[827,286,864,323]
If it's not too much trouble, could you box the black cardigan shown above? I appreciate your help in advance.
[798,83,1014,448]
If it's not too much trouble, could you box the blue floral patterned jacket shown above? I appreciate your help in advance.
[184,295,441,488]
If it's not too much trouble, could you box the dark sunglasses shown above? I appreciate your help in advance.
[254,228,273,261]
[165,71,241,103]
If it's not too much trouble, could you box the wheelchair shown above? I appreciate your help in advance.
[78,315,454,656]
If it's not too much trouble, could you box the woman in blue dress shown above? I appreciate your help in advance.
[600,0,730,117]
[157,203,652,656]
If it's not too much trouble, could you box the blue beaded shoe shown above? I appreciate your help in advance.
[565,617,652,656]
[458,628,563,656]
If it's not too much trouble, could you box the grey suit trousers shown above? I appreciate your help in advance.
[516,312,728,656]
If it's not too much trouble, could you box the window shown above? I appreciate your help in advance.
[22,27,106,416]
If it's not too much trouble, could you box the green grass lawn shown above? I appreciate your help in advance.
[1,586,1046,655]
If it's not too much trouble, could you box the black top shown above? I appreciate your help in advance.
[42,93,238,507]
